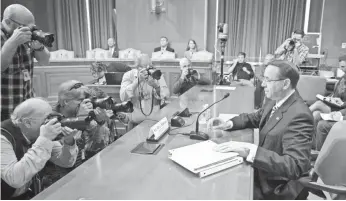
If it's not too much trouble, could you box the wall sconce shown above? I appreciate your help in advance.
[150,0,166,14]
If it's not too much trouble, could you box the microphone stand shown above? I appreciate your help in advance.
[218,39,228,85]
[190,93,230,140]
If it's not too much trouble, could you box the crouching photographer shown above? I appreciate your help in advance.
[120,54,170,129]
[274,29,309,66]
[1,98,78,200]
[173,58,211,96]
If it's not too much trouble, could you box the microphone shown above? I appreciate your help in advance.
[189,93,230,140]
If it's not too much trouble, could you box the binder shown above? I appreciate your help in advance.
[169,140,243,178]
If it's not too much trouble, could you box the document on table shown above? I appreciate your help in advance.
[215,86,236,90]
[169,140,239,173]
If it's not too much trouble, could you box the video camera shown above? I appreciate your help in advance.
[22,25,55,47]
[217,23,228,42]
[147,66,162,80]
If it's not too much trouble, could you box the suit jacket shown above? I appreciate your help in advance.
[229,91,314,199]
[108,47,119,58]
[153,46,175,53]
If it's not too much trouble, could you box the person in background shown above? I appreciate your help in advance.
[1,98,78,200]
[120,54,170,129]
[312,108,346,151]
[107,37,118,58]
[173,58,211,95]
[254,54,275,109]
[90,62,107,85]
[153,36,175,53]
[309,58,346,121]
[184,39,198,60]
[209,60,313,199]
[275,29,309,66]
[226,52,254,81]
[1,4,51,121]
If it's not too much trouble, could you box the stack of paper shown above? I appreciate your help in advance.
[169,140,243,178]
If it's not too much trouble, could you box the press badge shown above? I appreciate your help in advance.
[22,69,30,81]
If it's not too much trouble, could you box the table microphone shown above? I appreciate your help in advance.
[189,93,230,140]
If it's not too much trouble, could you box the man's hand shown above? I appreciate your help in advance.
[93,107,108,123]
[77,99,93,116]
[233,58,238,64]
[30,40,44,50]
[138,68,149,82]
[40,118,62,141]
[330,111,343,121]
[147,76,160,89]
[213,141,251,158]
[242,67,251,74]
[181,69,189,79]
[207,117,233,131]
[61,127,80,145]
[8,27,32,47]
[105,110,114,118]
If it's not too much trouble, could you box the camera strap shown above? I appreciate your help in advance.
[137,73,154,117]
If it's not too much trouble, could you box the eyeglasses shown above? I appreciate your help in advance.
[69,83,84,91]
[7,18,26,27]
[262,77,286,83]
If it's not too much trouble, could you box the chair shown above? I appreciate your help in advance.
[50,49,75,60]
[190,50,213,61]
[299,121,346,200]
[119,48,141,59]
[86,48,110,59]
[296,75,327,103]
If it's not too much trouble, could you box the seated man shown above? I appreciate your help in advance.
[209,60,313,199]
[1,98,78,200]
[172,58,211,95]
[107,37,118,58]
[310,58,346,121]
[226,52,254,81]
[120,54,170,128]
[313,109,346,151]
[153,36,175,53]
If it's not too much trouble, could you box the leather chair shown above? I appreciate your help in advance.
[297,75,327,104]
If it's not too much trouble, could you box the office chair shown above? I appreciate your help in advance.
[299,121,346,199]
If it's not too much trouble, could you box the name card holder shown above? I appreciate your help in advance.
[147,117,170,142]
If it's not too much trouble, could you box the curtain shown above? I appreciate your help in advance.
[89,0,117,49]
[219,0,306,62]
[47,0,89,58]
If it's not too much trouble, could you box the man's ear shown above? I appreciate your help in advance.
[22,118,32,128]
[284,79,291,90]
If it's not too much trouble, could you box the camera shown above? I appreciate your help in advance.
[27,25,55,47]
[147,66,162,80]
[44,112,92,131]
[217,23,228,41]
[288,39,296,50]
[186,69,198,79]
[89,96,134,114]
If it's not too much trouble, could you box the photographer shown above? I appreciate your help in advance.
[1,98,78,200]
[1,4,51,121]
[173,58,211,95]
[275,29,309,66]
[120,54,169,128]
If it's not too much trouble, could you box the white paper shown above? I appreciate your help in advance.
[215,86,236,90]
[218,113,239,121]
[169,140,238,173]
[320,113,335,121]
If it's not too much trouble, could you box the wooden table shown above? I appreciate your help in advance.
[33,85,255,200]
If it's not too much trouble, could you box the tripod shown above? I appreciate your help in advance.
[218,39,228,85]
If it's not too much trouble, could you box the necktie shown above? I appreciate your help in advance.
[269,105,278,119]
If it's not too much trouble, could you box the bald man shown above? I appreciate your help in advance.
[1,98,78,199]
[1,4,51,121]
[172,58,211,95]
[120,54,169,128]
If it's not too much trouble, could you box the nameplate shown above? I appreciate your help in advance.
[147,117,169,142]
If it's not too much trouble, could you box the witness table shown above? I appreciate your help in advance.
[33,85,255,200]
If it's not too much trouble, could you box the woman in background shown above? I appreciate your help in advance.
[184,39,198,59]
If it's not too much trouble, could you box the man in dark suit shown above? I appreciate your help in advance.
[107,38,118,58]
[153,36,175,53]
[209,60,314,199]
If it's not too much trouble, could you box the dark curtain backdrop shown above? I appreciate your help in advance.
[47,0,89,58]
[89,0,117,49]
[218,0,306,61]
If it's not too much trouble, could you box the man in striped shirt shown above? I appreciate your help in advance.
[1,4,51,121]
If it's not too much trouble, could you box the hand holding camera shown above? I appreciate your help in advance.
[10,26,32,46]
[77,99,93,116]
[138,68,149,82]
[181,69,189,79]
[30,40,44,50]
[61,127,80,145]
[40,118,62,141]
[147,76,160,89]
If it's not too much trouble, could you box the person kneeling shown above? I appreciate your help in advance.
[1,98,78,200]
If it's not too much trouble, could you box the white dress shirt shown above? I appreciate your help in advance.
[1,134,78,197]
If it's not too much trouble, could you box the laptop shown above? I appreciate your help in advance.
[105,72,125,85]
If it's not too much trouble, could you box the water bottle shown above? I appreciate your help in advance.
[199,104,210,124]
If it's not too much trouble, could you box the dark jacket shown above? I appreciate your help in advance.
[228,91,314,199]
[232,62,254,80]
[172,73,211,95]
[154,46,175,53]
